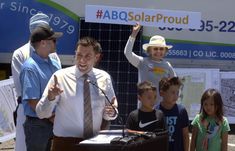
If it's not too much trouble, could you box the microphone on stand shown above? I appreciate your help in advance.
[87,79,125,138]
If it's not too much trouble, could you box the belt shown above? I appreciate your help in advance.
[26,115,40,120]
[26,115,51,123]
[17,96,22,104]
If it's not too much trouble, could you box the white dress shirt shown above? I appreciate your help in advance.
[36,66,117,137]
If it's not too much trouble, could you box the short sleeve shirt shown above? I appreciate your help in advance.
[126,109,166,132]
[20,52,60,117]
[156,103,189,151]
[191,114,230,151]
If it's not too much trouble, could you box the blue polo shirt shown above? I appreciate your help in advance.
[20,51,61,117]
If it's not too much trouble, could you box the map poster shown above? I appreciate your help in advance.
[175,68,220,121]
[0,79,17,142]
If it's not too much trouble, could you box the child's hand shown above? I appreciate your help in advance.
[131,22,141,38]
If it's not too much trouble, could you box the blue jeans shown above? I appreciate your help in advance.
[23,116,53,151]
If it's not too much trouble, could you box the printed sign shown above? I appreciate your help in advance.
[85,5,201,29]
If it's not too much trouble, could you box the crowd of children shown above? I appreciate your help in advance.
[125,23,230,151]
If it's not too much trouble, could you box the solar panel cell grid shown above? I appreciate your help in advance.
[80,19,142,124]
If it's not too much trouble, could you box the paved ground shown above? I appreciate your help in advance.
[0,139,14,151]
[228,134,235,151]
[0,134,235,151]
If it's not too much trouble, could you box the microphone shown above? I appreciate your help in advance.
[87,79,125,137]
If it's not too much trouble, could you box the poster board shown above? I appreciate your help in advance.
[220,72,235,123]
[0,79,17,142]
[175,68,221,120]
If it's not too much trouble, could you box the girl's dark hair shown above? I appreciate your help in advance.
[137,81,157,96]
[200,88,224,121]
[159,77,182,93]
[76,36,102,54]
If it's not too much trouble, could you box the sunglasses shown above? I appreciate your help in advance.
[46,38,57,43]
[152,47,166,51]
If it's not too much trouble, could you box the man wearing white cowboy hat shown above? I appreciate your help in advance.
[124,23,176,105]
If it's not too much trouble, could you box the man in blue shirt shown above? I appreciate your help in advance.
[11,13,61,151]
[20,24,63,151]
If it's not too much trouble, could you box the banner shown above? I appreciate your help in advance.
[165,44,235,61]
[0,0,79,55]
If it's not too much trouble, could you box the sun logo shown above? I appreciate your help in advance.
[149,67,166,75]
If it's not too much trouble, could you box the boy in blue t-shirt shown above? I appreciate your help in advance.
[156,77,189,151]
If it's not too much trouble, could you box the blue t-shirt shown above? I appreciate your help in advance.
[156,103,189,151]
[20,51,61,117]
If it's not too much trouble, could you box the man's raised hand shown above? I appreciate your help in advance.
[47,75,63,101]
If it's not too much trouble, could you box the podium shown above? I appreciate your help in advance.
[78,130,168,151]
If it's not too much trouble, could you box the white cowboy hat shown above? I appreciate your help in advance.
[142,35,173,51]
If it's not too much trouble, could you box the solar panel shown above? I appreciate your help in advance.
[80,19,142,125]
